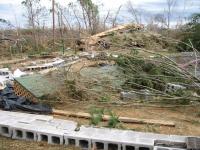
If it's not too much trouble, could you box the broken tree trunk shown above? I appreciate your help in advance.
[81,23,144,48]
[52,109,175,127]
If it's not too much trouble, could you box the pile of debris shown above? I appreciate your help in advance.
[77,23,174,52]
[0,83,52,113]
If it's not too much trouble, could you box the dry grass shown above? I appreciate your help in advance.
[0,136,80,150]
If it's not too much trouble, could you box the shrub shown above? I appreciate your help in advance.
[107,111,120,128]
[89,107,104,126]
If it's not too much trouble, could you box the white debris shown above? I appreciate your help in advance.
[25,58,65,71]
[39,68,57,74]
[165,83,186,93]
[0,77,8,90]
[149,55,155,58]
[51,58,65,66]
[112,54,119,58]
[31,61,37,65]
[13,69,27,78]
[0,68,13,80]
[79,52,90,57]
[0,76,13,90]
[121,90,152,100]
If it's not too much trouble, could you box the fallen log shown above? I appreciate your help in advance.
[52,109,175,127]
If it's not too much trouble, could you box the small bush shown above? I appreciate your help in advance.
[99,95,111,103]
[89,107,104,126]
[107,111,120,128]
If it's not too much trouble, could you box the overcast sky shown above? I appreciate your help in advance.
[0,0,199,28]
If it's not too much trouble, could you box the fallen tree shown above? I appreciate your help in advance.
[53,109,175,127]
[114,48,200,104]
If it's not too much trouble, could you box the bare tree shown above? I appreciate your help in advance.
[52,0,55,50]
[154,13,167,28]
[127,1,141,24]
[103,10,110,30]
[68,3,82,36]
[21,0,44,51]
[112,5,122,27]
[78,0,100,34]
[165,0,177,29]
[56,4,65,54]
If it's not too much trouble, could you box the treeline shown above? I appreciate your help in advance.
[0,0,199,57]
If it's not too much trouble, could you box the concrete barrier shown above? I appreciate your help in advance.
[0,115,19,137]
[0,124,12,137]
[153,146,186,150]
[31,120,65,145]
[12,122,37,141]
[64,126,155,150]
[65,134,92,150]
[37,131,64,145]
[0,110,198,150]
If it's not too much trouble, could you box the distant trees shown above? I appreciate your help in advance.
[127,1,141,24]
[78,0,100,34]
[165,0,176,29]
[179,13,200,51]
[21,0,47,51]
[112,5,122,27]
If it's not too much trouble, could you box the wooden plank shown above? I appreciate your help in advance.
[52,109,175,127]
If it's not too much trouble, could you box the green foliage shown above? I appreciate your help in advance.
[99,95,111,103]
[89,107,104,126]
[115,54,193,99]
[107,111,120,128]
[130,48,139,55]
[64,79,85,100]
[88,108,122,128]
[178,13,200,51]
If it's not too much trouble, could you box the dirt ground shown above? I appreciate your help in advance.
[1,53,200,149]
[0,136,80,150]
[54,101,200,136]
[7,57,198,136]
[54,58,200,136]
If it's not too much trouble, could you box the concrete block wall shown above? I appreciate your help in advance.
[0,115,21,138]
[0,124,12,137]
[12,128,37,141]
[0,110,198,150]
[11,122,38,141]
[154,146,186,150]
[64,126,156,150]
[37,131,64,145]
